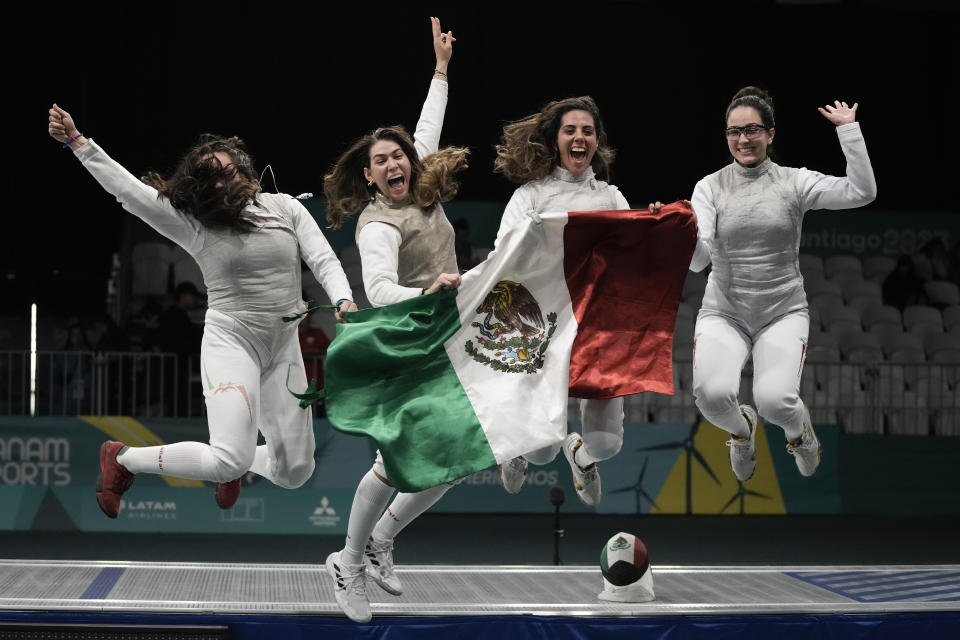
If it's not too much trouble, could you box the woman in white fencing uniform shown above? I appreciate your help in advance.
[690,86,876,482]
[47,106,356,517]
[493,96,639,508]
[319,17,467,624]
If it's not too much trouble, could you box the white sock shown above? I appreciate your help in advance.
[710,404,752,439]
[574,431,622,468]
[782,405,805,442]
[116,442,216,479]
[248,445,272,480]
[342,469,395,566]
[371,483,452,541]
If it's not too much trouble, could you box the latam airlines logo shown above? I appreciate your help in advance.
[309,497,340,527]
[119,499,177,520]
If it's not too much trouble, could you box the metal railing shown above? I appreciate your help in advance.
[0,351,326,418]
[612,360,959,437]
[3,352,957,435]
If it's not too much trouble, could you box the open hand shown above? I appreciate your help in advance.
[818,100,858,126]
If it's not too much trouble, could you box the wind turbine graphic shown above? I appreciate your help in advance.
[610,457,660,514]
[719,481,772,515]
[637,414,720,514]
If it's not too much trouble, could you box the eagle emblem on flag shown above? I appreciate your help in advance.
[465,280,557,373]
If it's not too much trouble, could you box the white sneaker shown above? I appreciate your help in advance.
[325,550,371,623]
[364,536,402,596]
[726,404,758,482]
[563,432,601,506]
[786,404,822,477]
[499,456,528,494]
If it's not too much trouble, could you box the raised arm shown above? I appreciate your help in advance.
[797,101,877,211]
[48,104,203,252]
[413,17,455,158]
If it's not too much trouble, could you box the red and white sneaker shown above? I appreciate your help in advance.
[95,441,134,518]
[215,478,242,509]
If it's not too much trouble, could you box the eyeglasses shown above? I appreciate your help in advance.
[724,124,769,140]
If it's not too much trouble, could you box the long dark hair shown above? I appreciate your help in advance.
[143,134,261,232]
[323,125,469,229]
[494,96,614,184]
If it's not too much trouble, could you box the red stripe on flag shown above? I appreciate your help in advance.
[563,202,696,399]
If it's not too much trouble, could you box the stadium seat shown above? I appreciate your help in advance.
[879,332,924,359]
[843,280,882,303]
[809,292,845,315]
[861,304,902,331]
[829,270,863,291]
[924,280,960,307]
[820,305,861,330]
[923,332,960,360]
[799,253,825,280]
[824,254,863,279]
[903,305,944,332]
[840,332,882,362]
[943,306,960,332]
[862,255,897,283]
[805,279,842,299]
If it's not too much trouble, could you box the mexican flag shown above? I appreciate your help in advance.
[322,203,696,492]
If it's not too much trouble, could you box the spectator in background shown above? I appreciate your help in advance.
[913,237,952,283]
[51,323,92,414]
[92,314,130,352]
[159,281,204,356]
[882,254,928,310]
[159,281,204,415]
[135,298,163,352]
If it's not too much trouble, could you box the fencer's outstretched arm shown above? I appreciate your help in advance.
[413,17,456,159]
[798,101,877,211]
[48,104,202,251]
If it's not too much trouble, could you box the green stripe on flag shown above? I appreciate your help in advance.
[324,289,497,492]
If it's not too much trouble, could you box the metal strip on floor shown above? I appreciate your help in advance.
[2,560,960,617]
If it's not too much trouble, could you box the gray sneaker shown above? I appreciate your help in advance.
[499,456,528,494]
[563,432,601,506]
[364,536,402,596]
[326,550,371,623]
[726,404,758,482]
[786,404,822,477]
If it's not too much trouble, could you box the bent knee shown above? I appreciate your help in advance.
[274,458,315,489]
[524,443,561,466]
[582,431,622,461]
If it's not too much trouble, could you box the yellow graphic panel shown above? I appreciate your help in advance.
[654,421,786,514]
[79,416,205,487]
